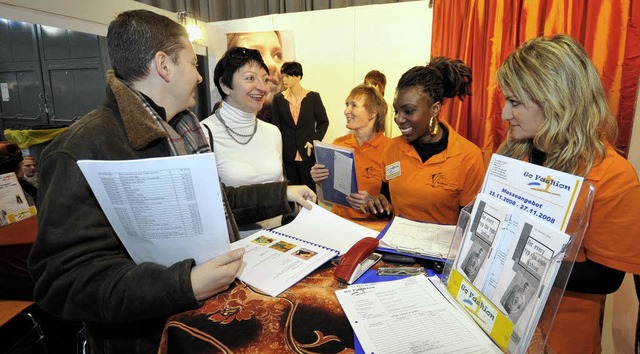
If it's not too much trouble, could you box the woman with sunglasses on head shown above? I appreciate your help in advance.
[227,31,285,123]
[201,47,285,235]
[496,34,640,353]
[362,57,485,225]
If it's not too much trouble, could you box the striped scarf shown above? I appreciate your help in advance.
[124,82,241,243]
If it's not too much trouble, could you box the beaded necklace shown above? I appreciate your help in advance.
[215,109,258,145]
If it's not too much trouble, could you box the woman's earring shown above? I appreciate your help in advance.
[429,116,439,136]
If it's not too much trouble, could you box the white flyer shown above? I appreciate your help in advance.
[78,153,229,266]
[482,154,583,231]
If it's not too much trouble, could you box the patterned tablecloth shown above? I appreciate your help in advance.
[159,218,392,354]
[159,261,354,354]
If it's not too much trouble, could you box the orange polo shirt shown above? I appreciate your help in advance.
[546,144,640,354]
[329,132,392,219]
[381,121,485,224]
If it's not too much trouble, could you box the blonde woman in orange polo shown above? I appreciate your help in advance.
[497,34,640,353]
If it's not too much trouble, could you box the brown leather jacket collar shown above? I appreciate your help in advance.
[106,70,167,150]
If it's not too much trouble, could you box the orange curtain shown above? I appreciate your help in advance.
[431,0,640,164]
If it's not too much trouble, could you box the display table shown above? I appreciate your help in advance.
[158,218,399,354]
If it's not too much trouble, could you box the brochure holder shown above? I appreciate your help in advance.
[441,181,595,353]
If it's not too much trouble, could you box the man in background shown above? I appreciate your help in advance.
[20,155,37,187]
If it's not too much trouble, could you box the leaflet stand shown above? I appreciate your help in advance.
[441,181,595,354]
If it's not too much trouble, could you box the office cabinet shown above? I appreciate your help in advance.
[0,19,109,130]
[0,19,46,127]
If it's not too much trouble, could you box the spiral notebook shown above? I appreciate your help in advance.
[231,228,340,297]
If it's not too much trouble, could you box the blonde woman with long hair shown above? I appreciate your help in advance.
[497,34,640,353]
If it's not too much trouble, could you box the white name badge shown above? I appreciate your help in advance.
[385,161,401,180]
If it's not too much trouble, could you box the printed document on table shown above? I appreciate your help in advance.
[336,275,502,354]
[78,153,229,266]
[273,203,377,255]
[378,216,456,259]
[482,154,583,231]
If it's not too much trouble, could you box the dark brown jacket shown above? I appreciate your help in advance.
[28,73,292,353]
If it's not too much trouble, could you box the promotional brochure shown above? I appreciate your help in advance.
[313,140,358,206]
[451,193,570,352]
[0,172,36,224]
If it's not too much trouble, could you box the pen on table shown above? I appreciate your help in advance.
[394,246,443,260]
[381,253,416,264]
[377,267,425,276]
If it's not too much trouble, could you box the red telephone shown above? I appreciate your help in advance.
[334,237,382,284]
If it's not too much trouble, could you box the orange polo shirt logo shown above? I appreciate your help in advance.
[430,172,457,190]
[364,166,382,179]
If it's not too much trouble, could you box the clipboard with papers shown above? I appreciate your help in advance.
[375,215,457,261]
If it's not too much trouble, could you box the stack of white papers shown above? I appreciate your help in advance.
[336,275,502,353]
[378,216,456,259]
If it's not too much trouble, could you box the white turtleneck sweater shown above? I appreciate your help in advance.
[201,102,284,187]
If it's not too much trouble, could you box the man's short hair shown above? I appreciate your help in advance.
[107,9,188,82]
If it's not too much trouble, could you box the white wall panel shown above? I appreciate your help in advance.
[208,0,432,143]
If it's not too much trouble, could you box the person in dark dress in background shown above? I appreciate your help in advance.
[271,61,329,192]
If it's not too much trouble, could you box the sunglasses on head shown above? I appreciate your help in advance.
[228,47,260,60]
